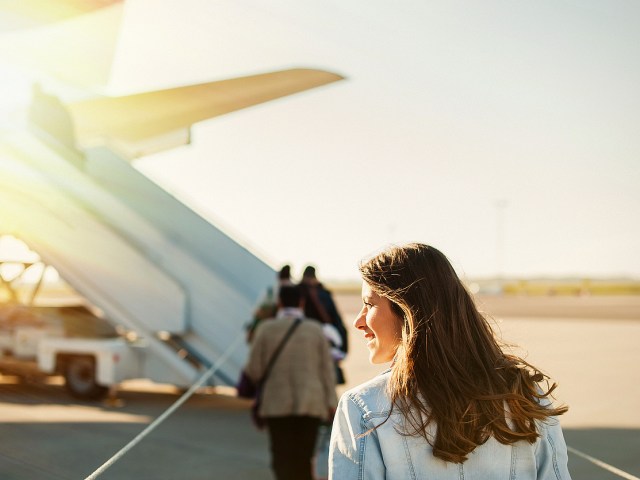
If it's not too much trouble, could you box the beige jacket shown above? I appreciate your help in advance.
[244,313,337,420]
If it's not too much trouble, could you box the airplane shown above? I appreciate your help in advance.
[0,1,345,398]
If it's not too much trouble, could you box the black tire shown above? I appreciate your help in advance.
[63,355,108,400]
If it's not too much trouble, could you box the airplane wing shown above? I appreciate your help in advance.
[64,68,344,157]
[1,3,345,158]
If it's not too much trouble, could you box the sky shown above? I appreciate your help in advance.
[1,0,640,281]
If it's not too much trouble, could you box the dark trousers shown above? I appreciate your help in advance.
[266,416,321,480]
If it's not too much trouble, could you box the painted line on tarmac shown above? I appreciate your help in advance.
[84,333,245,480]
[568,446,640,480]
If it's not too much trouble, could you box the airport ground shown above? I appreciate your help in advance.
[0,293,639,479]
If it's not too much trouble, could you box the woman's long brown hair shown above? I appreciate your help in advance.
[360,243,568,463]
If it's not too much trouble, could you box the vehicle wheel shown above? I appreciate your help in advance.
[64,355,108,400]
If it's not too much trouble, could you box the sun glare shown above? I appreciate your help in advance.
[0,1,125,127]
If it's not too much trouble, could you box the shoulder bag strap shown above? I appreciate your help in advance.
[260,318,302,384]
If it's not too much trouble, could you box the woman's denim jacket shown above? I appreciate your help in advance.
[329,371,571,479]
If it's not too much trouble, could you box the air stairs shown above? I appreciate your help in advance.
[0,126,275,387]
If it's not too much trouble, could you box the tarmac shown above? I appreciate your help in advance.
[0,293,639,479]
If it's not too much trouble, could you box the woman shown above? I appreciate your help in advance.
[329,243,571,479]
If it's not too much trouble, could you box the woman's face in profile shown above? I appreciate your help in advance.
[354,281,403,364]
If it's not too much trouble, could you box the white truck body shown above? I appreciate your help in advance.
[37,337,142,386]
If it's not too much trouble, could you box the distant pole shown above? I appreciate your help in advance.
[494,199,508,278]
